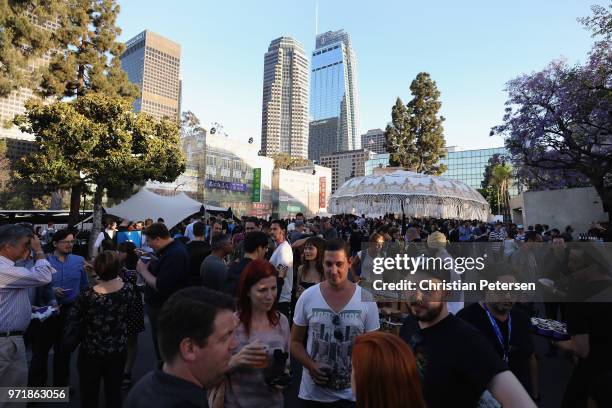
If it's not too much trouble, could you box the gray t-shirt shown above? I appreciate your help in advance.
[200,254,228,291]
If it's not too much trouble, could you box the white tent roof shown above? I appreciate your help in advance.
[105,189,203,228]
[329,170,490,221]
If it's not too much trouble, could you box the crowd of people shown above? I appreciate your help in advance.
[0,212,610,408]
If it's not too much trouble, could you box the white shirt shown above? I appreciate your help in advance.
[293,284,380,402]
[93,228,116,252]
[269,240,293,303]
[185,221,197,241]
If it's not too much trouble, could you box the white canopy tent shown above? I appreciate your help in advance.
[105,189,214,228]
[329,170,490,221]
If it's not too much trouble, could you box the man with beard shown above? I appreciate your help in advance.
[399,269,535,408]
[457,274,538,401]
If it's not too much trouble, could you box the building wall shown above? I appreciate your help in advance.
[319,149,375,193]
[365,153,390,175]
[440,147,519,196]
[308,118,338,161]
[261,37,309,158]
[509,187,607,234]
[361,129,386,154]
[121,30,181,122]
[272,165,332,218]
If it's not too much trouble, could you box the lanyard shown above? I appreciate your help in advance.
[482,304,511,363]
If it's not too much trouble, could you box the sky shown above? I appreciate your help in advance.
[116,0,598,151]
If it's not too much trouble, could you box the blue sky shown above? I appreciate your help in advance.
[116,0,597,150]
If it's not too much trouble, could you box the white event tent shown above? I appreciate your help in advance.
[105,189,224,228]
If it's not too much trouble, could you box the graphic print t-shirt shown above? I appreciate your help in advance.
[293,284,380,402]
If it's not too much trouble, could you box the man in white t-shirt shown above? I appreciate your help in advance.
[268,219,293,319]
[291,239,380,407]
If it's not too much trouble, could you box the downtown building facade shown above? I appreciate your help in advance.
[309,30,360,161]
[360,128,386,154]
[261,37,310,159]
[120,30,181,121]
[320,149,376,194]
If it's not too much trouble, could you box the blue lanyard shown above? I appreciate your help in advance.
[482,304,511,363]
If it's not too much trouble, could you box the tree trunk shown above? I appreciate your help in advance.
[67,184,82,227]
[87,185,104,260]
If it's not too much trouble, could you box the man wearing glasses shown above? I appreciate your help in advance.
[291,239,379,407]
[29,229,88,387]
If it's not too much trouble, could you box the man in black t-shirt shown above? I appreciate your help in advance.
[457,274,537,400]
[185,222,211,286]
[136,223,191,362]
[400,271,535,408]
[225,231,269,295]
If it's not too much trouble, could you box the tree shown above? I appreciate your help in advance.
[35,0,140,225]
[0,140,11,193]
[385,72,447,175]
[0,1,64,97]
[384,97,417,168]
[491,5,611,220]
[272,153,310,170]
[16,93,185,257]
[490,163,513,219]
[481,153,506,189]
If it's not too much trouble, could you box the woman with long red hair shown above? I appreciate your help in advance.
[223,259,290,408]
[352,331,426,408]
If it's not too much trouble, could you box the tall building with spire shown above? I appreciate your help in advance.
[309,30,359,161]
[120,30,181,121]
[261,37,310,159]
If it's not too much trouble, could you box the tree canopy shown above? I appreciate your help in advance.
[16,93,185,255]
[0,0,64,97]
[491,5,611,218]
[272,153,310,170]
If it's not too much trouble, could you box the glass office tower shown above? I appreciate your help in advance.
[309,30,359,161]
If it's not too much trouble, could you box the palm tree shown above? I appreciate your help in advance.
[490,163,513,219]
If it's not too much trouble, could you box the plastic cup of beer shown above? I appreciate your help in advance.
[252,344,269,369]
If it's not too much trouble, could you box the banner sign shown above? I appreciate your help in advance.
[205,179,247,192]
[319,177,327,208]
[252,168,261,202]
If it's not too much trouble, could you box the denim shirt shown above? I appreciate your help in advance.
[46,253,88,305]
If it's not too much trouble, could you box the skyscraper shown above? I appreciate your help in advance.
[309,29,359,161]
[120,30,181,121]
[261,37,309,159]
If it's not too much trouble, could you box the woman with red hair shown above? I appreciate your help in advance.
[352,331,425,408]
[223,259,290,408]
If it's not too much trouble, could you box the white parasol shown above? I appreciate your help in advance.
[329,170,490,221]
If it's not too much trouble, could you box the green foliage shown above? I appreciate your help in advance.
[487,163,513,217]
[0,139,11,192]
[0,0,64,97]
[272,153,310,170]
[478,187,500,215]
[39,0,139,100]
[385,73,447,175]
[16,93,185,190]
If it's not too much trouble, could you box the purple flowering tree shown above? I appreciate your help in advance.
[492,5,611,219]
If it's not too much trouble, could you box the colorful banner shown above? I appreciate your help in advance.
[319,177,327,208]
[205,179,248,192]
[252,168,261,202]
